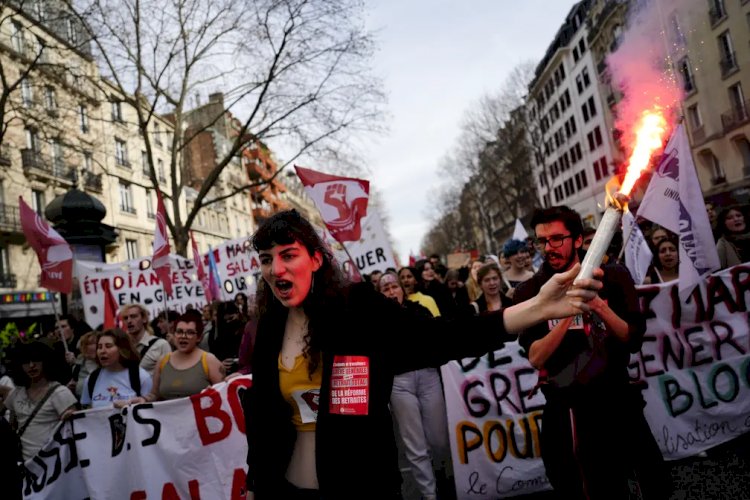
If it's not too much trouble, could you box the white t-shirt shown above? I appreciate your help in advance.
[81,367,153,408]
[6,384,77,461]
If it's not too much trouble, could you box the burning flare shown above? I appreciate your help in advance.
[618,109,668,196]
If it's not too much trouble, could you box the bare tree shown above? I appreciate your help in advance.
[76,0,385,254]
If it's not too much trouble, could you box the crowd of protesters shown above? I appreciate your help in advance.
[0,199,748,499]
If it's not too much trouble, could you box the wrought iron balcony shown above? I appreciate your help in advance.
[83,171,103,192]
[0,203,21,233]
[721,99,749,133]
[21,149,76,183]
[0,272,16,288]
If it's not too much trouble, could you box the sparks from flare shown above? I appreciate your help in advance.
[618,109,668,196]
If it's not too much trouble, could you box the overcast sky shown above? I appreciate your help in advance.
[362,1,580,260]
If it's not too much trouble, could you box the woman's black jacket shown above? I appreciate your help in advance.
[242,282,513,499]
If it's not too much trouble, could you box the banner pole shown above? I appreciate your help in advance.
[50,293,69,354]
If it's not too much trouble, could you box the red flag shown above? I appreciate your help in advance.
[152,191,172,296]
[101,278,120,330]
[190,231,214,303]
[294,165,369,242]
[19,197,73,293]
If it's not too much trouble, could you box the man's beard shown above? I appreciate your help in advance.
[544,249,578,273]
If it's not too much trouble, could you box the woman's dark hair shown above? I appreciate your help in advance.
[10,341,69,387]
[234,292,249,318]
[397,266,420,292]
[718,205,747,237]
[177,310,204,339]
[252,209,347,377]
[96,329,140,368]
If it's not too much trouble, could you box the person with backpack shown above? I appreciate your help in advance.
[81,329,152,409]
[122,310,224,404]
[120,303,171,376]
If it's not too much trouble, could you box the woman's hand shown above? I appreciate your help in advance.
[537,263,603,319]
[114,397,146,408]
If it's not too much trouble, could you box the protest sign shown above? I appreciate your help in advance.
[205,236,261,301]
[441,343,551,499]
[24,376,252,500]
[76,255,206,328]
[631,263,750,460]
[325,209,397,276]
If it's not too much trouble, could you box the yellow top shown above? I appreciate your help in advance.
[407,292,441,318]
[278,353,323,431]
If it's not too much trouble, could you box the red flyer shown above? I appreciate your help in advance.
[329,355,370,415]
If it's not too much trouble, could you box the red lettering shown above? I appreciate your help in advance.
[230,468,247,500]
[190,388,232,445]
[228,378,252,434]
[162,483,180,500]
[706,276,738,319]
[188,479,201,499]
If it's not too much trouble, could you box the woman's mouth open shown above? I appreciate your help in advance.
[275,280,293,299]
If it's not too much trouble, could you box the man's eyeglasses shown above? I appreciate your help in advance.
[175,329,198,337]
[534,234,573,248]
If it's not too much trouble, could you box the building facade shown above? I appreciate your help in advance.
[527,0,617,228]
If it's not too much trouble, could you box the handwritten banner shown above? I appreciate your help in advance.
[631,263,750,460]
[206,236,261,301]
[441,344,551,499]
[23,376,252,500]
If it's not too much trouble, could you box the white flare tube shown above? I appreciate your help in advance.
[576,206,623,281]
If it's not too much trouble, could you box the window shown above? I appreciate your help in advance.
[582,102,590,122]
[582,67,590,88]
[25,128,40,153]
[119,181,135,213]
[576,74,584,94]
[33,0,46,20]
[21,79,33,107]
[154,122,162,146]
[687,104,702,129]
[50,138,64,170]
[146,189,155,219]
[578,38,586,55]
[111,100,124,122]
[115,139,129,167]
[587,96,597,118]
[0,245,10,284]
[573,46,580,63]
[142,151,150,176]
[83,152,93,172]
[678,57,695,92]
[718,31,737,75]
[79,105,89,133]
[158,158,165,183]
[11,21,25,54]
[125,239,138,260]
[594,126,602,148]
[729,83,746,117]
[593,156,609,182]
[44,86,57,111]
[709,0,726,24]
[31,189,45,215]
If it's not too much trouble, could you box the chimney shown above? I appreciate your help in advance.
[208,92,224,106]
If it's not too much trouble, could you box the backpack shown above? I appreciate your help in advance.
[87,366,142,400]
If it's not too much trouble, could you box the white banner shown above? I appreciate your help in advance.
[24,376,253,500]
[631,263,750,460]
[623,210,653,285]
[207,236,262,301]
[76,256,206,328]
[325,209,398,276]
[441,344,551,499]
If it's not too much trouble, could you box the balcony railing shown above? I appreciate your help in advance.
[721,99,749,133]
[720,51,738,77]
[0,272,17,288]
[21,149,76,183]
[0,203,21,233]
[83,171,103,192]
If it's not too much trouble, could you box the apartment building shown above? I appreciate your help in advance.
[675,0,750,205]
[527,0,616,228]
